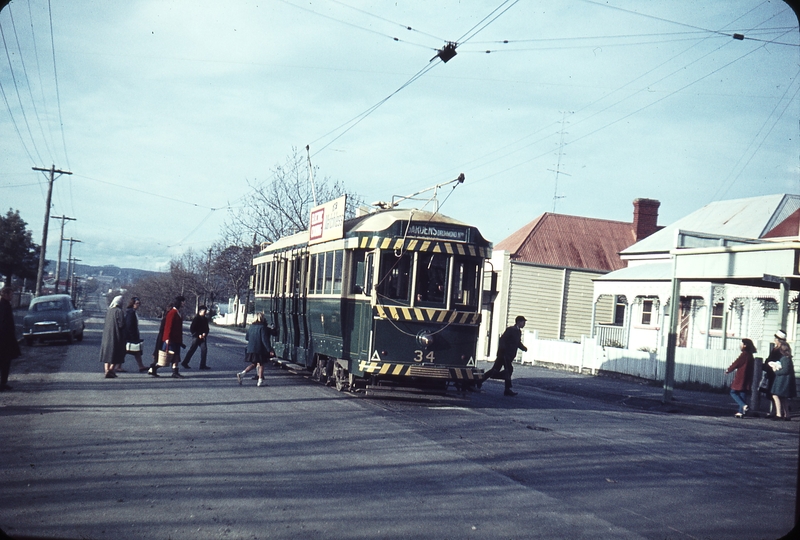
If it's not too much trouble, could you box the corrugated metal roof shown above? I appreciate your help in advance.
[622,194,795,256]
[595,262,673,281]
[495,213,636,272]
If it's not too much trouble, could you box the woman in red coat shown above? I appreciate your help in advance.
[725,338,756,418]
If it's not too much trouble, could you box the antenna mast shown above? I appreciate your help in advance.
[548,111,572,212]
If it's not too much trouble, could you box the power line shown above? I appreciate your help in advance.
[47,0,69,169]
[7,4,54,162]
[0,16,43,163]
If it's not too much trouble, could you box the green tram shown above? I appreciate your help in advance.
[251,207,492,392]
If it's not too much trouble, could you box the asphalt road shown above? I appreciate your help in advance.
[0,316,797,540]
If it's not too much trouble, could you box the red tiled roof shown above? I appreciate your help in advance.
[495,213,636,272]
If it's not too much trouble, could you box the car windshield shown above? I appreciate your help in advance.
[31,300,67,312]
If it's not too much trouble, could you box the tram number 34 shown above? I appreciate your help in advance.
[413,350,435,362]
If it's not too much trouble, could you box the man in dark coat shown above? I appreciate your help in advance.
[0,286,21,391]
[480,315,528,396]
[182,305,210,370]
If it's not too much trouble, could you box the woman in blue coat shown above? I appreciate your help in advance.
[769,330,796,420]
[237,313,277,387]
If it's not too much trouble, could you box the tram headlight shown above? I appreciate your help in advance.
[416,331,434,348]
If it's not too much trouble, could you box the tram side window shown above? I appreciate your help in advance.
[266,261,274,294]
[351,250,366,294]
[377,251,411,303]
[308,255,317,295]
[315,254,325,294]
[332,250,343,294]
[415,252,447,306]
[322,251,334,293]
[452,257,480,308]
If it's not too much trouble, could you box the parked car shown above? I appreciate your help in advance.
[22,294,85,345]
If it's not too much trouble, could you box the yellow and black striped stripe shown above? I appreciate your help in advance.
[357,236,490,259]
[358,360,480,380]
[374,305,481,325]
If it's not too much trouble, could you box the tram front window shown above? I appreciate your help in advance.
[452,257,480,309]
[415,252,447,306]
[377,251,411,303]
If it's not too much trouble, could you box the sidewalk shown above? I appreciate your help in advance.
[494,361,782,419]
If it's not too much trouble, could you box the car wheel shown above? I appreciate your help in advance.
[66,332,74,344]
[25,336,33,346]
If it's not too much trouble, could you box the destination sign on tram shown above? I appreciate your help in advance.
[405,223,469,242]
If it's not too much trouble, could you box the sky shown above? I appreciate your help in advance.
[1,0,799,272]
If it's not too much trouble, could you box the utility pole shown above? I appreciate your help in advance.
[64,238,82,294]
[204,247,212,307]
[51,215,76,293]
[69,258,81,304]
[32,165,72,297]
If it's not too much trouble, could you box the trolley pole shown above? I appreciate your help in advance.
[32,165,72,297]
[52,215,76,293]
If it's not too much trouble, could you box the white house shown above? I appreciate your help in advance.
[592,193,800,354]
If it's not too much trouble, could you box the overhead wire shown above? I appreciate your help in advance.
[7,4,54,162]
[26,0,59,171]
[712,66,800,200]
[422,1,791,193]
[275,0,437,51]
[308,0,521,157]
[0,15,43,164]
[322,0,446,43]
[47,0,69,169]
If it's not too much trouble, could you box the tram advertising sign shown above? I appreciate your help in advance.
[309,195,346,245]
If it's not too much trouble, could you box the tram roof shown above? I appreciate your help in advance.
[257,207,489,255]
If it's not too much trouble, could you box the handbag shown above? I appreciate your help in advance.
[126,342,142,352]
[758,372,772,393]
[157,343,174,367]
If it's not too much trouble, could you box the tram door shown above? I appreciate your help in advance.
[290,252,309,366]
[277,256,289,359]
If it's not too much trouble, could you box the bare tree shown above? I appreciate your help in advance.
[224,147,364,245]
[211,243,257,327]
[170,249,206,313]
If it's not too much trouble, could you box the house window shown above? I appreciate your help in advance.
[641,299,653,325]
[710,303,724,331]
[613,295,626,326]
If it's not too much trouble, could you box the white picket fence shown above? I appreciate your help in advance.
[515,333,748,388]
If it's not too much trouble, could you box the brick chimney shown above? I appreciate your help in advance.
[633,198,660,241]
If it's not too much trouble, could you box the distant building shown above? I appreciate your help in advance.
[480,199,660,360]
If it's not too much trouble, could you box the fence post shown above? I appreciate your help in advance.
[750,357,762,416]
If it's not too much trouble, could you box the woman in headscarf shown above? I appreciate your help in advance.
[100,295,126,378]
[124,297,147,372]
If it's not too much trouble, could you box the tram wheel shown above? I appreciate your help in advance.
[334,363,348,392]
